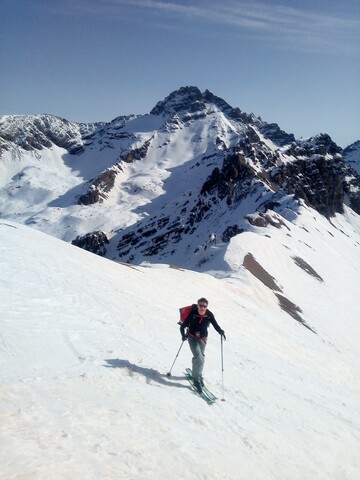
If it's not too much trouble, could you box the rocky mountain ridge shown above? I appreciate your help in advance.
[0,114,101,155]
[0,86,359,267]
[343,140,360,175]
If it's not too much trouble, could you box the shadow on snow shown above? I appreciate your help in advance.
[103,358,189,390]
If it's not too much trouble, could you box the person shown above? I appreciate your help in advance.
[180,297,225,393]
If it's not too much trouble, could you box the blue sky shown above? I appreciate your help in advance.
[1,0,359,147]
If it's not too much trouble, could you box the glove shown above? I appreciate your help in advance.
[220,330,226,341]
[182,333,188,341]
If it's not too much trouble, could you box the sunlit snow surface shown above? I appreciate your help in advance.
[1,218,359,480]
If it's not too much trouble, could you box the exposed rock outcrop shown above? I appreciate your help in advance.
[343,140,360,175]
[71,231,109,256]
[0,114,100,155]
[78,166,122,205]
[78,136,154,205]
[271,135,360,216]
[243,253,316,333]
[222,225,244,243]
[200,132,360,217]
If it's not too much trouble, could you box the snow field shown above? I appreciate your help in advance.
[1,221,359,479]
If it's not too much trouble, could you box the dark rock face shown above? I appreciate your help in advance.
[284,134,341,157]
[0,115,96,155]
[202,90,256,124]
[78,167,121,205]
[257,123,296,147]
[344,175,360,214]
[201,153,253,205]
[272,135,360,216]
[270,156,345,216]
[245,212,290,230]
[116,215,185,259]
[200,132,360,217]
[222,225,244,242]
[343,140,360,175]
[343,140,360,157]
[151,86,256,125]
[122,136,153,163]
[71,231,109,256]
[150,86,205,116]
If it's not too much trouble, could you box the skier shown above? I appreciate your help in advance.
[180,298,225,393]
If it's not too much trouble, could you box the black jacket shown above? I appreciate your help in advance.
[180,304,223,340]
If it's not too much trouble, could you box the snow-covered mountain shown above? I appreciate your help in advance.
[1,87,360,479]
[1,219,359,479]
[343,140,360,175]
[1,86,359,274]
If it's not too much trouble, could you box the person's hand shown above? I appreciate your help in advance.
[220,330,226,341]
[182,333,188,341]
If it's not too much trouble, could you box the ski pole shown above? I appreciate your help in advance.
[166,340,185,377]
[221,334,225,401]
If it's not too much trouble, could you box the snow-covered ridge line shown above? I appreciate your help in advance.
[0,86,359,270]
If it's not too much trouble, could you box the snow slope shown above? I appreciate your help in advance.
[1,220,359,480]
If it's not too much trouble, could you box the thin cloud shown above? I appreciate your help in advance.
[107,0,360,28]
[50,0,360,55]
[111,0,360,50]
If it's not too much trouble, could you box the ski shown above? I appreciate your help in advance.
[185,371,214,404]
[185,368,217,404]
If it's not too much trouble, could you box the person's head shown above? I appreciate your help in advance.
[197,297,208,313]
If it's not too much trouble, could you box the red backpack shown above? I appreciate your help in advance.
[178,305,195,325]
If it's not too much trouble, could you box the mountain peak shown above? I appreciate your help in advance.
[150,86,205,116]
[150,86,258,127]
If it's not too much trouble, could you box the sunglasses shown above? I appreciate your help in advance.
[198,304,207,308]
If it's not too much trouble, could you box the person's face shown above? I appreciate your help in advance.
[197,302,207,313]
